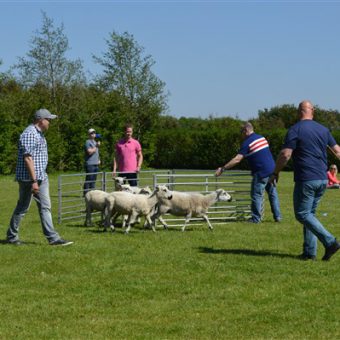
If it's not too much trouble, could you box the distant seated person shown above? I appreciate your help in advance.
[327,164,340,189]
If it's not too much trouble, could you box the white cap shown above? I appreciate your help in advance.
[88,128,96,134]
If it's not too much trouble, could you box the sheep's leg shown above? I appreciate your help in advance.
[111,212,122,227]
[181,213,192,232]
[104,199,116,232]
[143,215,152,229]
[147,207,158,229]
[103,205,110,231]
[125,211,138,234]
[202,214,213,230]
[158,216,168,229]
[151,210,168,229]
[143,218,149,229]
[85,207,92,227]
[122,214,128,228]
[105,211,116,232]
[145,214,156,232]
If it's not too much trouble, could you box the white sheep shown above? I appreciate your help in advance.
[84,190,110,227]
[105,185,173,233]
[114,176,151,194]
[111,184,152,228]
[152,189,232,231]
[84,184,134,227]
[120,184,152,195]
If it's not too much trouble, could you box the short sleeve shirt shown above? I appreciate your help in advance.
[115,138,142,172]
[84,139,99,165]
[238,133,275,178]
[16,124,48,181]
[283,120,337,181]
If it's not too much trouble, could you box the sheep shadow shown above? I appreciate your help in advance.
[198,246,297,260]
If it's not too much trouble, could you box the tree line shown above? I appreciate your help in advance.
[1,12,340,175]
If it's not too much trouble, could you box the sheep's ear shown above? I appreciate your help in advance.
[155,185,160,191]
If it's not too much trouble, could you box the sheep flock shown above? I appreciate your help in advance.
[84,177,232,234]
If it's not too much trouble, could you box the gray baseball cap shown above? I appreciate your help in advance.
[35,109,57,120]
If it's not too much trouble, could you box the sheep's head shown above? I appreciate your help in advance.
[114,177,125,185]
[120,184,134,193]
[114,177,126,190]
[216,189,232,202]
[140,186,152,195]
[155,185,173,200]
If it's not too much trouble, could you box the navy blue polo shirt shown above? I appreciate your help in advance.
[239,133,275,178]
[283,120,337,182]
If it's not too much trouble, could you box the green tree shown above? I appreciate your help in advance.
[93,30,168,140]
[257,104,298,129]
[14,11,85,103]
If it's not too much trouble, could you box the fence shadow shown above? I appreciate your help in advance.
[198,246,297,259]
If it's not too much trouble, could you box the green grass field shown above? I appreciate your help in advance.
[0,172,339,339]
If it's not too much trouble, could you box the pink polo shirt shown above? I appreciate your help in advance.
[115,138,142,172]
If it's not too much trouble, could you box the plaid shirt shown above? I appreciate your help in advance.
[16,124,48,181]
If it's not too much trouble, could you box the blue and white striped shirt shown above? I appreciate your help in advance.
[16,124,48,181]
[238,133,275,178]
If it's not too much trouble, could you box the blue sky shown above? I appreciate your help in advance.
[1,1,340,120]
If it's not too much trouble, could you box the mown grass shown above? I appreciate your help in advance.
[0,172,339,339]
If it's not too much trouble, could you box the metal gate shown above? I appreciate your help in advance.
[152,170,252,227]
[57,170,172,224]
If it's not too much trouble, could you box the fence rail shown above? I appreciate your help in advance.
[57,170,253,228]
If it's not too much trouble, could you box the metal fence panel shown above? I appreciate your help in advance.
[152,171,252,227]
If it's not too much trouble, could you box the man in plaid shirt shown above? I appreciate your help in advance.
[6,109,73,246]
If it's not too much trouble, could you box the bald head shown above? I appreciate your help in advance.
[241,122,254,138]
[298,100,314,120]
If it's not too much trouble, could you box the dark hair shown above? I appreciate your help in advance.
[124,123,133,130]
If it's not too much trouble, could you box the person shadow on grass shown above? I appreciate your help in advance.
[198,246,297,260]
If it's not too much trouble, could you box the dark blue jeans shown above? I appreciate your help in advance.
[84,164,99,195]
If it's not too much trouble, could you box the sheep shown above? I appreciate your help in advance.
[120,184,152,195]
[84,190,110,227]
[114,176,151,195]
[104,185,173,233]
[83,177,134,228]
[84,185,134,228]
[111,184,152,228]
[152,189,232,232]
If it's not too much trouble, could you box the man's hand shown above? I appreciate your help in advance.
[268,173,279,186]
[31,182,39,194]
[215,167,224,177]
